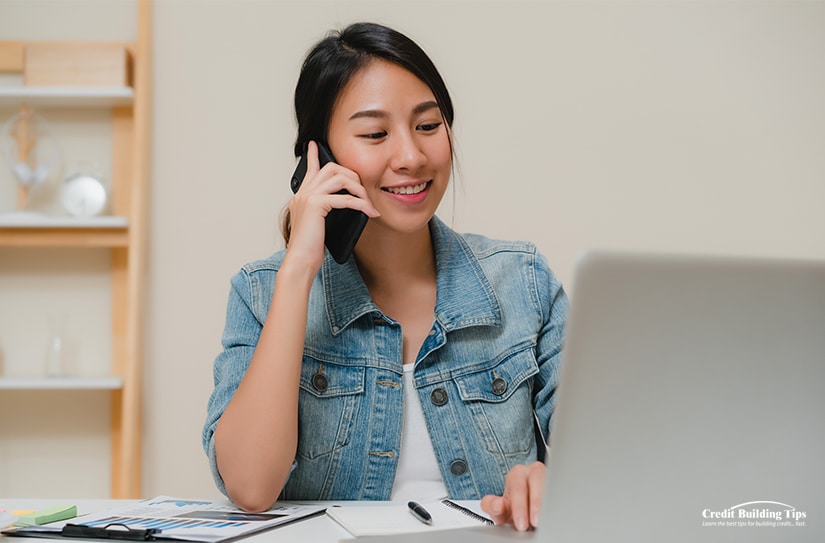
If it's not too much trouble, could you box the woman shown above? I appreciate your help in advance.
[203,22,567,532]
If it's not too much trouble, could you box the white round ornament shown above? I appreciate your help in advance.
[61,173,107,217]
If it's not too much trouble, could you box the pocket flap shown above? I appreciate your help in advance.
[454,348,538,403]
[299,359,365,398]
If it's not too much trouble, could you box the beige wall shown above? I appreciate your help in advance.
[1,0,824,498]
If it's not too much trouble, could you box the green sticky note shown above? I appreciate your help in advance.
[17,504,76,525]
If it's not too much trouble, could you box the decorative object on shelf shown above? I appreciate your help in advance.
[24,42,132,87]
[61,171,108,217]
[44,313,68,378]
[1,104,62,213]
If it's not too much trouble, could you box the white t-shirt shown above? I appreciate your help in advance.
[390,363,448,501]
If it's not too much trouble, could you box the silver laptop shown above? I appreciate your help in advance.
[354,252,825,543]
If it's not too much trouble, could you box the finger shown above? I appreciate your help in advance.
[527,462,546,528]
[305,140,320,176]
[338,181,379,217]
[480,495,510,526]
[325,192,380,218]
[312,171,380,218]
[321,169,366,197]
[505,466,531,531]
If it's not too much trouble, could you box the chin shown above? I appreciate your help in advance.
[368,213,434,237]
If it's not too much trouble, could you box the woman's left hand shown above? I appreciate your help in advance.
[480,461,546,531]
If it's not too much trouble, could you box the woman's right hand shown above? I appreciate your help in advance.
[216,140,380,511]
[283,141,379,273]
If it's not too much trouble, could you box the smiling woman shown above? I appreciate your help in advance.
[202,22,568,533]
[327,60,452,237]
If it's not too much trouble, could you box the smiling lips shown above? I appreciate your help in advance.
[383,181,431,196]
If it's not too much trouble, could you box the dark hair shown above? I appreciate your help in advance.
[282,22,455,244]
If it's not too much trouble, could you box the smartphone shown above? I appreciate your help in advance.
[290,142,368,264]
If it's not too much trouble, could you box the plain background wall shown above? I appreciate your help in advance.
[1,0,823,498]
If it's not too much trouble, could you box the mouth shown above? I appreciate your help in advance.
[382,181,431,195]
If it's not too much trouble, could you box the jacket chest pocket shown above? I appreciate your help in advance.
[453,348,539,456]
[297,358,365,459]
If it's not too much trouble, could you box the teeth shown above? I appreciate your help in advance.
[385,182,428,195]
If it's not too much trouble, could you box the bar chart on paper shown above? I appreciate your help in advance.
[2,496,326,543]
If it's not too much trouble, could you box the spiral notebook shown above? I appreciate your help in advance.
[326,499,492,536]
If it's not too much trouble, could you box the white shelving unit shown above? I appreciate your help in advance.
[0,377,123,390]
[0,0,152,498]
[0,214,129,228]
[0,87,134,108]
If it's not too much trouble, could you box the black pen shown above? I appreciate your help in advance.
[407,501,432,526]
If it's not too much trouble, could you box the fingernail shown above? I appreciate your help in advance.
[516,516,527,531]
[531,511,540,527]
[492,500,502,515]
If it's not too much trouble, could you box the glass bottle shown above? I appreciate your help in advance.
[45,314,68,377]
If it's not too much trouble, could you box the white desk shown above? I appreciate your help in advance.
[0,499,358,542]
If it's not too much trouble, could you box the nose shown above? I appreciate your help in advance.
[388,129,426,173]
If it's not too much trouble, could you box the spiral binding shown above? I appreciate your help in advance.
[440,499,494,525]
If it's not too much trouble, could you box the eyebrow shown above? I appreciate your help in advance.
[349,100,440,120]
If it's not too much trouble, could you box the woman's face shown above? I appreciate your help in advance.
[327,59,452,237]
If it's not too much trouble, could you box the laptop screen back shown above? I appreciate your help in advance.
[543,252,825,542]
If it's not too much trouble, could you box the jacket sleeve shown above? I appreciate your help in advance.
[202,268,263,497]
[531,251,568,457]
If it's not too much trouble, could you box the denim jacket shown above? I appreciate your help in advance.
[203,216,568,501]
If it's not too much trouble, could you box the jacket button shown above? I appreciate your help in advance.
[450,459,468,476]
[430,387,448,406]
[312,373,328,392]
[491,377,507,396]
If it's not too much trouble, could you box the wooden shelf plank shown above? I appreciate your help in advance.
[0,214,129,247]
[0,376,123,390]
[0,86,134,107]
[0,227,128,247]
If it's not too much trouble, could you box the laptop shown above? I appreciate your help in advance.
[354,252,825,543]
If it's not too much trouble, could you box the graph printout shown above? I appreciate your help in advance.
[4,496,326,542]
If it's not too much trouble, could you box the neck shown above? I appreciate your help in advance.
[354,221,437,293]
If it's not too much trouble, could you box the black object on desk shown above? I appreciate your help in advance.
[407,502,432,526]
[62,524,161,541]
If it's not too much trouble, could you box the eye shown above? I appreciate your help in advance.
[360,131,387,140]
[417,122,442,132]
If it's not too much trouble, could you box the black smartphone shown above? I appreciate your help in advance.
[290,142,368,264]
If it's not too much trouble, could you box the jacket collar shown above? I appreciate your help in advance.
[322,216,501,335]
